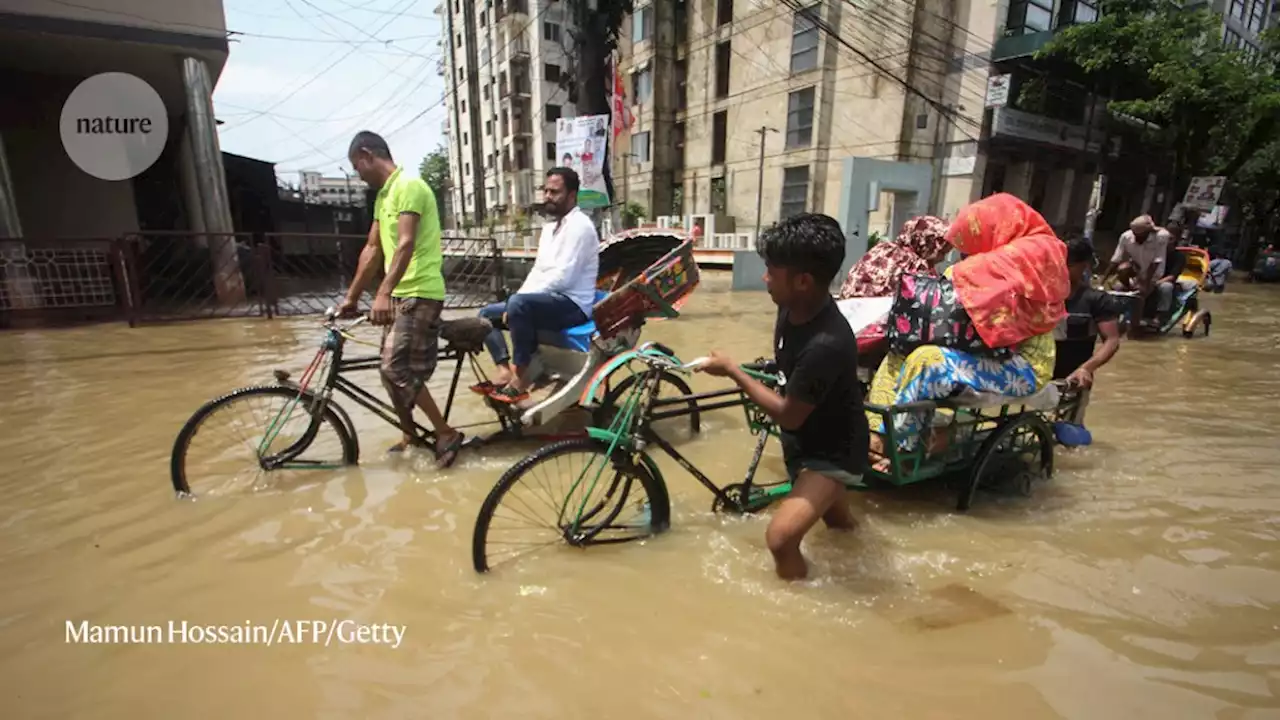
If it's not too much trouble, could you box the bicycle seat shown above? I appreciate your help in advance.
[536,290,609,353]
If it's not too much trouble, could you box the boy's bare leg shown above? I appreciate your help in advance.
[822,491,858,530]
[765,470,851,580]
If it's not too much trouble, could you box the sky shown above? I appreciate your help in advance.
[212,0,448,185]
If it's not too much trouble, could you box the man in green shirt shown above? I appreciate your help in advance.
[337,131,464,467]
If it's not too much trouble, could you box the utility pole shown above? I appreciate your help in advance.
[753,126,777,239]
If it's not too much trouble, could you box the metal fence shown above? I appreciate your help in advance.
[0,232,505,329]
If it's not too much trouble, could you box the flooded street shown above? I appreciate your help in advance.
[1,272,1278,718]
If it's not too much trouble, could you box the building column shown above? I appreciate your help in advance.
[0,131,21,238]
[182,55,244,304]
[0,130,38,310]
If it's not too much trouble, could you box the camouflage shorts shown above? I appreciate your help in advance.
[380,297,443,401]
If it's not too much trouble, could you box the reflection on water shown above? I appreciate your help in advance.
[1,274,1279,718]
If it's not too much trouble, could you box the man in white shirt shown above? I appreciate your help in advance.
[474,167,599,404]
[1099,215,1170,334]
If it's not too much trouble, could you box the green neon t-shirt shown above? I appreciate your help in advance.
[373,166,446,300]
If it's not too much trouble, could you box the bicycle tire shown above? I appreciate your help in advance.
[170,385,359,497]
[472,437,672,573]
[592,370,700,434]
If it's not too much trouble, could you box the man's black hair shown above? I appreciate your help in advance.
[756,213,847,286]
[546,166,580,194]
[349,131,393,160]
[1066,238,1095,265]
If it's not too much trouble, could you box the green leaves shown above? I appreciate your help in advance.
[1036,0,1280,218]
[418,146,450,207]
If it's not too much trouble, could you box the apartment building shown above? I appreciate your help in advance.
[436,0,577,226]
[299,171,368,207]
[1217,0,1276,54]
[613,0,991,247]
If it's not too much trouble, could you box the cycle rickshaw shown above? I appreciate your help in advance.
[168,228,701,498]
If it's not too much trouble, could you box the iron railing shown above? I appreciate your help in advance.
[0,231,507,329]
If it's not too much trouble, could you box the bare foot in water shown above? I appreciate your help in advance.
[868,433,891,473]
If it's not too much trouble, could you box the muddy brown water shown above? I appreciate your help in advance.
[1,273,1279,718]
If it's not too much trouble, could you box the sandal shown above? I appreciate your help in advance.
[435,432,466,469]
[469,381,496,395]
[488,386,529,405]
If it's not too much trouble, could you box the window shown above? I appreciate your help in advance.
[465,163,471,176]
[458,67,465,83]
[715,42,731,98]
[1005,0,1052,35]
[486,119,493,135]
[632,67,653,104]
[716,0,733,27]
[545,63,562,83]
[675,59,688,110]
[675,0,688,45]
[483,84,491,100]
[1229,0,1247,21]
[710,176,726,213]
[480,8,487,26]
[673,122,685,169]
[712,111,728,164]
[780,166,810,219]
[1224,27,1246,50]
[463,132,469,145]
[632,131,651,162]
[791,5,820,73]
[543,21,562,42]
[546,104,562,121]
[632,5,654,43]
[456,32,462,48]
[461,98,467,113]
[785,87,815,148]
[546,141,557,161]
[1057,0,1096,27]
[1246,0,1266,32]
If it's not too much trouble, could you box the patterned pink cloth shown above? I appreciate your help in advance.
[838,216,951,299]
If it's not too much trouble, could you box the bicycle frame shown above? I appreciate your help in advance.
[561,345,785,533]
[256,319,474,469]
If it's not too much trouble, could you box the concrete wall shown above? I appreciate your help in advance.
[0,0,226,38]
[1,76,139,238]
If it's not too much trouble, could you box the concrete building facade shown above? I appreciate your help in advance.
[299,171,368,207]
[436,0,579,227]
[612,0,992,247]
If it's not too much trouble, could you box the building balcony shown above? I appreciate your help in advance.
[496,0,529,22]
[499,72,532,98]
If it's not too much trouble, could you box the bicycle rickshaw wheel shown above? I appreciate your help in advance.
[170,385,359,498]
[958,414,1054,511]
[592,370,700,435]
[472,437,672,573]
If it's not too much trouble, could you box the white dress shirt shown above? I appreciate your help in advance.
[1112,229,1170,278]
[517,206,600,318]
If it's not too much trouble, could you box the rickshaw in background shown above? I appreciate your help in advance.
[1250,246,1280,283]
[168,228,701,498]
[1108,246,1213,339]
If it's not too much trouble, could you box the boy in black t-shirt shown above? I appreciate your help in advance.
[698,213,868,581]
[1054,239,1122,424]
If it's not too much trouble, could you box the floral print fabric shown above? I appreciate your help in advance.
[838,215,950,299]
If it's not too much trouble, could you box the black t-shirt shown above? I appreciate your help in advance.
[774,300,869,475]
[1164,246,1187,280]
[1053,285,1121,379]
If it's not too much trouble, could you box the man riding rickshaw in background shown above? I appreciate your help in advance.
[1098,215,1171,336]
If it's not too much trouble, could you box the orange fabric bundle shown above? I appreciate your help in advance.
[946,193,1070,349]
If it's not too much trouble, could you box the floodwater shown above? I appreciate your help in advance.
[1,273,1279,719]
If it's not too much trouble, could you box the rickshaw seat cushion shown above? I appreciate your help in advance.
[537,290,609,353]
[944,383,1061,411]
[440,316,493,353]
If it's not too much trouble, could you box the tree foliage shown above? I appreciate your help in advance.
[418,146,450,216]
[1036,0,1280,224]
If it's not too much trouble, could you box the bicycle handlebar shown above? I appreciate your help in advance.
[323,307,369,332]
